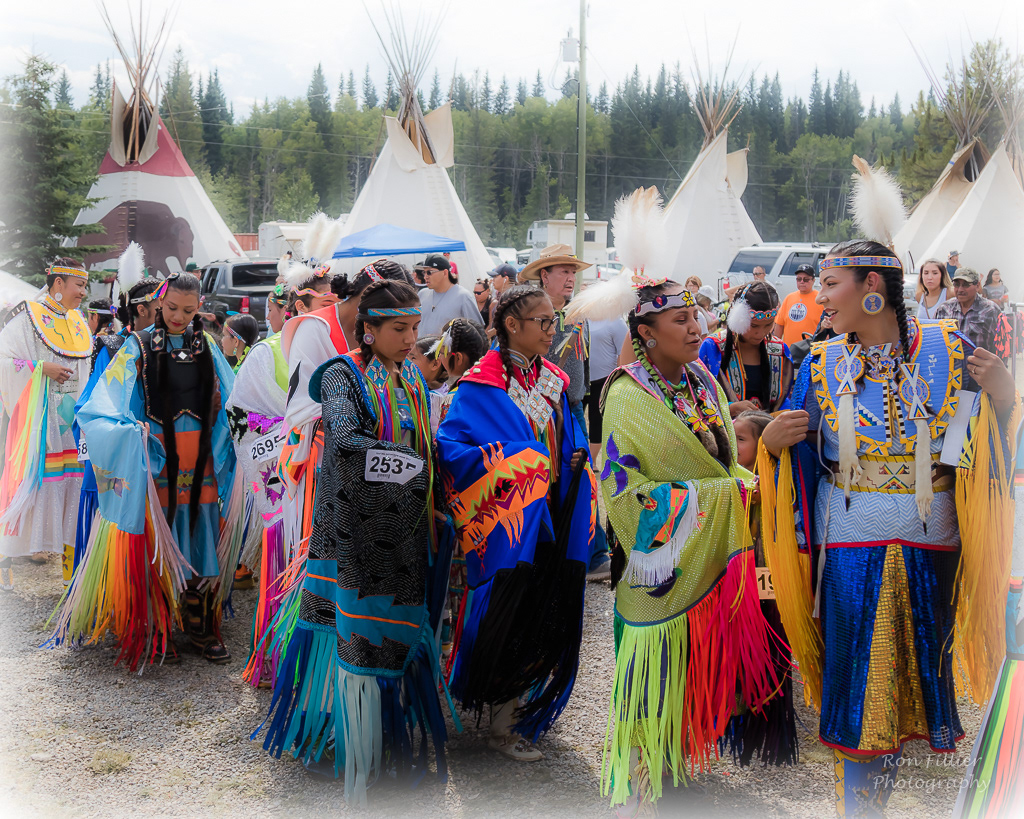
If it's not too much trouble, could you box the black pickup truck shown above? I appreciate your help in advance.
[198,259,279,329]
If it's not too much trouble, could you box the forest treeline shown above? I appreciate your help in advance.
[2,39,1021,275]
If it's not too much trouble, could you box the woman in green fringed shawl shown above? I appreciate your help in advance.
[565,189,781,814]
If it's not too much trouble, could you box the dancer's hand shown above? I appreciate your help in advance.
[41,361,73,383]
[761,410,810,457]
[729,400,758,418]
[967,348,1016,412]
[570,450,587,472]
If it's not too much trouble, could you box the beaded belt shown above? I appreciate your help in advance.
[826,454,954,494]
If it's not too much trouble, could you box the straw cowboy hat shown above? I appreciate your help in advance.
[519,244,592,283]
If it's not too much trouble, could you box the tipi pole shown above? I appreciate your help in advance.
[574,0,587,294]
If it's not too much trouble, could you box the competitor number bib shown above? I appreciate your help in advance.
[364,450,424,485]
[251,431,284,463]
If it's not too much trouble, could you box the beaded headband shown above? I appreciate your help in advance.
[635,290,697,316]
[268,283,290,305]
[131,279,167,304]
[48,264,88,280]
[366,307,421,318]
[750,307,779,321]
[819,256,902,272]
[362,262,385,282]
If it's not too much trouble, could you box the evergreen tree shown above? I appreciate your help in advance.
[337,71,347,102]
[160,48,207,171]
[516,79,527,107]
[889,93,903,129]
[429,70,442,109]
[532,70,545,97]
[823,80,836,134]
[361,66,378,109]
[595,82,609,114]
[0,56,107,279]
[54,70,73,108]
[493,76,511,115]
[384,70,401,111]
[868,97,877,119]
[308,63,331,127]
[808,68,825,134]
[347,71,357,99]
[201,70,231,175]
[88,62,111,111]
[480,71,492,113]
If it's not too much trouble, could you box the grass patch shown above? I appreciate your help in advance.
[88,748,132,775]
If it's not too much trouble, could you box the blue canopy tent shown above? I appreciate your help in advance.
[331,223,467,259]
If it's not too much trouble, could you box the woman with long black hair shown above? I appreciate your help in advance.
[53,272,241,670]
[256,279,452,804]
[699,280,793,415]
[436,285,595,762]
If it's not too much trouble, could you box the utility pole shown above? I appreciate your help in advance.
[574,0,586,294]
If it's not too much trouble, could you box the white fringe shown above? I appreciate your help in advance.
[623,484,700,587]
[837,393,863,500]
[914,418,933,523]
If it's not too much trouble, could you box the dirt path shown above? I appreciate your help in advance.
[0,560,982,818]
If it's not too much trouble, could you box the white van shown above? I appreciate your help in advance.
[721,242,917,312]
[719,243,832,301]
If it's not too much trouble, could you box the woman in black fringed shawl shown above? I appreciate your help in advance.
[255,280,454,806]
[436,285,596,762]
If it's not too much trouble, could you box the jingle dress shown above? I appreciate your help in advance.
[599,356,778,805]
[436,349,596,739]
[757,318,1019,815]
[256,353,452,805]
[699,328,793,411]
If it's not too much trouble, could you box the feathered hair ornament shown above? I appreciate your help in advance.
[564,187,673,324]
[283,261,320,293]
[111,241,145,306]
[303,212,348,271]
[727,290,753,336]
[849,155,907,248]
[277,254,292,278]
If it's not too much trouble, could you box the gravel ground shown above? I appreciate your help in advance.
[0,556,991,819]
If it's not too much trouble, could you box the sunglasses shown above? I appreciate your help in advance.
[796,277,814,283]
[473,288,487,295]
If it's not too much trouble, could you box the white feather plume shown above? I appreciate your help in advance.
[612,187,666,275]
[303,212,330,263]
[112,241,145,305]
[849,155,907,248]
[727,298,752,335]
[563,269,640,324]
[277,255,291,278]
[283,261,317,290]
[317,218,347,267]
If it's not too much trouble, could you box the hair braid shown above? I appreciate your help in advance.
[492,285,547,388]
[886,273,911,369]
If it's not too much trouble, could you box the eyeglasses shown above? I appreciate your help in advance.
[520,316,556,332]
[795,277,814,283]
[473,289,487,296]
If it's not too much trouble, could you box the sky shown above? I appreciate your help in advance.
[3,0,1021,116]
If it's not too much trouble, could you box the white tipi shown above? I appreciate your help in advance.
[920,80,1024,299]
[335,9,492,282]
[894,52,992,264]
[71,6,244,276]
[660,62,761,281]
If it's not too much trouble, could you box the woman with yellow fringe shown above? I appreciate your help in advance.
[565,189,781,815]
[758,158,1020,818]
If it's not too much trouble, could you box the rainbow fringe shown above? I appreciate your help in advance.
[954,578,1024,818]
[0,365,47,535]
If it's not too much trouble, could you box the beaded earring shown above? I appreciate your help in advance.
[861,292,884,315]
[363,333,375,344]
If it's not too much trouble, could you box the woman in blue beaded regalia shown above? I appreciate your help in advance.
[758,157,1020,817]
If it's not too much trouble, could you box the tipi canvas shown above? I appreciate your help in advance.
[334,10,492,282]
[660,129,761,280]
[71,7,244,276]
[920,143,1024,300]
[894,139,989,263]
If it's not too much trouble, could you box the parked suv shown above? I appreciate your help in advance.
[198,259,279,329]
[721,243,917,313]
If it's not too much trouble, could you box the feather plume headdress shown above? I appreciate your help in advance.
[111,242,145,306]
[564,188,693,324]
[303,212,347,273]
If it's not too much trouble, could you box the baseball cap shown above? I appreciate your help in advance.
[951,267,980,285]
[418,254,451,273]
[490,263,518,281]
[795,264,816,277]
[697,285,716,301]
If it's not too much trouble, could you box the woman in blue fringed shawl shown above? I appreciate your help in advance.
[255,279,454,806]
[436,285,596,762]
